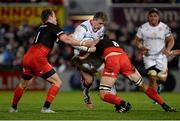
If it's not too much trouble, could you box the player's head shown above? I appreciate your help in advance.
[147,8,160,26]
[41,9,57,25]
[91,11,107,31]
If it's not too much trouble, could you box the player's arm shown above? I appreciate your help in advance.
[53,24,93,47]
[72,25,97,52]
[58,34,94,47]
[133,36,149,55]
[163,34,175,56]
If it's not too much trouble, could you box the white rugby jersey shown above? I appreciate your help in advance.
[136,22,171,55]
[72,20,105,55]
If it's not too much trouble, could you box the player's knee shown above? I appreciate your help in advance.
[99,84,111,99]
[147,69,157,77]
[54,79,62,87]
[19,80,29,89]
[157,71,167,83]
[82,74,93,85]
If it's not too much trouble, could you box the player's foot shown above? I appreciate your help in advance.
[83,88,93,109]
[115,101,132,113]
[9,107,18,113]
[41,107,55,113]
[162,103,177,112]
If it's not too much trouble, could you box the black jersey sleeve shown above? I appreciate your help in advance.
[51,24,64,36]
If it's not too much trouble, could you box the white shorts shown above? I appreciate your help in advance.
[143,54,168,71]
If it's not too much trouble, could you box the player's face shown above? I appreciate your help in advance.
[50,11,57,25]
[93,19,105,31]
[148,13,160,26]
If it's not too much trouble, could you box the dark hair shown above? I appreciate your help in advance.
[41,9,53,23]
[93,11,108,22]
[148,8,160,15]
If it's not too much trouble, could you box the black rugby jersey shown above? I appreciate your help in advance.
[95,38,122,56]
[33,22,64,49]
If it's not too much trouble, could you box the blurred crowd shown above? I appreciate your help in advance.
[0,0,64,5]
[0,19,179,73]
[1,0,180,4]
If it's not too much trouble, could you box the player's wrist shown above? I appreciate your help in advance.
[80,40,86,46]
[86,47,90,52]
[137,43,143,49]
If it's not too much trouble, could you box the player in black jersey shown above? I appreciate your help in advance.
[80,38,176,112]
[9,9,96,113]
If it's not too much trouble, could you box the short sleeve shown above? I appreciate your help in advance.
[164,25,171,37]
[136,26,143,39]
[51,24,64,36]
[72,25,87,40]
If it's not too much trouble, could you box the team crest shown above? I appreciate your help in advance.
[152,32,157,37]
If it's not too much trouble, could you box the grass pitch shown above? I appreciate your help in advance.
[0,90,179,120]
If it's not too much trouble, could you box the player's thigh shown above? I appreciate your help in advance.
[103,55,120,78]
[80,70,94,84]
[143,56,156,69]
[100,76,116,87]
[156,54,168,71]
[46,72,62,86]
[120,54,135,76]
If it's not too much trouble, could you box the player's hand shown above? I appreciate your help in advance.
[79,53,90,60]
[168,49,180,57]
[87,46,96,53]
[172,49,180,56]
[139,46,149,56]
[163,49,172,57]
[81,40,95,47]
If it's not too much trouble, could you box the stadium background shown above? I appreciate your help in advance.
[0,0,180,92]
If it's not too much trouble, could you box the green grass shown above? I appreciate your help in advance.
[0,91,179,120]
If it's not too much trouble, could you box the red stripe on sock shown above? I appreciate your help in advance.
[102,93,122,105]
[46,85,60,103]
[146,87,164,105]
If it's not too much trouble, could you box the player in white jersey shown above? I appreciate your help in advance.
[134,8,175,95]
[71,12,116,109]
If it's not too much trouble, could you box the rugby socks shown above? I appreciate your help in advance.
[44,84,59,108]
[12,85,24,109]
[102,93,122,105]
[146,87,164,105]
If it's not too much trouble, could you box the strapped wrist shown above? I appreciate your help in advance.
[80,40,85,46]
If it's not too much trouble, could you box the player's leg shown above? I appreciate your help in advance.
[9,75,34,112]
[80,70,94,109]
[127,68,176,112]
[41,69,62,113]
[100,54,132,113]
[99,76,131,113]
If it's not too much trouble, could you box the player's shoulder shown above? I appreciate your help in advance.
[79,20,90,31]
[46,22,60,29]
[159,22,169,28]
[140,22,149,28]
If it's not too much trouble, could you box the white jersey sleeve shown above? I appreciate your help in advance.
[72,25,87,40]
[136,26,143,39]
[164,25,171,37]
